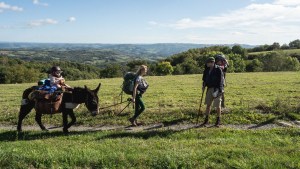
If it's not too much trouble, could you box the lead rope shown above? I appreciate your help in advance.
[119,85,124,103]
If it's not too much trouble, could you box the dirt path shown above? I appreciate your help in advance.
[1,120,299,132]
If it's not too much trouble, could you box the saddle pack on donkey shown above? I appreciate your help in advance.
[29,79,64,114]
[31,90,63,114]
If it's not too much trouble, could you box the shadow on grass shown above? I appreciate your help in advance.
[98,117,195,140]
[97,130,178,140]
[0,130,98,142]
[249,112,300,129]
[162,117,191,126]
[248,116,279,129]
[143,117,193,131]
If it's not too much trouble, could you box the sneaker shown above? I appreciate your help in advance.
[199,116,209,127]
[129,118,137,126]
[135,120,144,126]
[215,117,221,127]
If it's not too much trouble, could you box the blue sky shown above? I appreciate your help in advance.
[0,0,299,45]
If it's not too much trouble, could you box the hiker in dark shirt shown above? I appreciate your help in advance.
[201,57,224,127]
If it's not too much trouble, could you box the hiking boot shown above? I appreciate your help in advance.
[135,120,145,126]
[215,117,221,127]
[134,119,139,126]
[200,116,209,127]
[129,117,137,126]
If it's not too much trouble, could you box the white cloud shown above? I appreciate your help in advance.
[32,0,48,7]
[274,0,300,6]
[231,31,244,36]
[0,2,23,12]
[169,2,300,30]
[28,18,58,27]
[151,0,300,44]
[67,17,76,22]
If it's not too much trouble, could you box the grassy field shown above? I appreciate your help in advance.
[248,49,300,56]
[0,128,299,168]
[0,72,299,126]
[0,72,300,168]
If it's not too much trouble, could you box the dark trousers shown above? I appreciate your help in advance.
[133,94,145,119]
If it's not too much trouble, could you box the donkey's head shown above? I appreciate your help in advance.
[84,83,101,116]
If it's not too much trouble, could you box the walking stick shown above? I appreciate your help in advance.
[115,98,132,116]
[196,87,205,124]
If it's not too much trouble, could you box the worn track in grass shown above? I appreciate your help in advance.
[1,120,300,132]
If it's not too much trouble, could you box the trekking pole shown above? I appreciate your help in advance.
[119,89,124,103]
[116,98,131,116]
[196,87,205,124]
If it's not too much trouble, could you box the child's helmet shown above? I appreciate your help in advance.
[51,66,62,73]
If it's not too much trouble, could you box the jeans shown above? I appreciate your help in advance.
[133,94,145,119]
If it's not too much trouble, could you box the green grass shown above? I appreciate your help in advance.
[1,72,300,168]
[248,49,300,56]
[0,128,299,168]
[0,72,300,126]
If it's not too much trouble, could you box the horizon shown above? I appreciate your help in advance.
[1,0,300,45]
[0,41,255,45]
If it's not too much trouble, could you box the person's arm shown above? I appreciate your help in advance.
[132,82,139,103]
[202,69,207,91]
[217,68,224,92]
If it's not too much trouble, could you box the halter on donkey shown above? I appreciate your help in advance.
[17,83,101,133]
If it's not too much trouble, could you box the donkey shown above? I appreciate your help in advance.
[17,83,101,133]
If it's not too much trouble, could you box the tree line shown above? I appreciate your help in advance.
[101,39,300,76]
[0,56,101,84]
[162,43,300,75]
[1,39,300,84]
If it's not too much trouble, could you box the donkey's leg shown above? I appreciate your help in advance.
[35,113,48,131]
[17,101,35,132]
[62,110,69,133]
[66,109,76,129]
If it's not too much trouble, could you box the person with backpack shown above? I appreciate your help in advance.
[128,65,149,126]
[215,54,229,108]
[201,57,224,127]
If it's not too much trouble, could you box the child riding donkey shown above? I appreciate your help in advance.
[48,66,72,91]
[27,66,72,115]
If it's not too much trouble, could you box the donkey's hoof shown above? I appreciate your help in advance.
[17,127,22,132]
[42,128,49,132]
[63,129,69,134]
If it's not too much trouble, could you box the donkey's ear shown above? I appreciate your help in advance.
[84,85,88,90]
[94,83,101,93]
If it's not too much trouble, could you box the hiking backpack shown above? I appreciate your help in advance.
[122,72,137,95]
[215,54,229,74]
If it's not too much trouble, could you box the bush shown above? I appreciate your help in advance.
[246,59,263,72]
[260,52,300,71]
[100,64,123,78]
[155,62,174,76]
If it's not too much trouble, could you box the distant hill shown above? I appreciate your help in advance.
[0,42,255,67]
